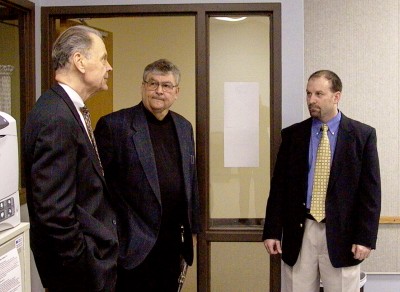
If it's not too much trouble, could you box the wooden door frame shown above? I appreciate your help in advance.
[41,4,282,291]
[0,0,36,127]
[0,0,36,202]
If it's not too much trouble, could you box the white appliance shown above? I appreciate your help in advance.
[0,222,31,291]
[0,111,20,231]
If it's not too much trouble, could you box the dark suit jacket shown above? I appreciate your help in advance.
[94,102,201,270]
[24,84,118,291]
[262,113,381,268]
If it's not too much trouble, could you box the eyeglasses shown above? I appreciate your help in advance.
[143,80,178,92]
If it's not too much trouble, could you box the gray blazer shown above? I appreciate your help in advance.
[94,102,201,270]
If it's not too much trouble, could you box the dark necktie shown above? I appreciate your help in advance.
[80,106,104,175]
[310,124,331,222]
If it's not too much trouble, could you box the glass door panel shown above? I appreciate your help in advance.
[210,242,269,291]
[209,16,270,229]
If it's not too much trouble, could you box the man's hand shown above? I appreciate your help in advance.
[264,239,282,255]
[351,244,371,260]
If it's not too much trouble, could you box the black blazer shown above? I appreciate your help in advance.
[24,84,118,291]
[94,102,201,270]
[263,113,381,268]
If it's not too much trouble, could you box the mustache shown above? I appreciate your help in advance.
[308,104,320,110]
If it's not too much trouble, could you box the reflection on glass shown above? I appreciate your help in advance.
[209,16,270,227]
[0,11,20,117]
[0,14,21,193]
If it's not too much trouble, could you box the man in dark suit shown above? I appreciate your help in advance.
[24,25,118,292]
[263,70,381,292]
[94,59,201,292]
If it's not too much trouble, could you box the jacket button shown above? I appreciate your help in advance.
[112,219,117,225]
[300,223,303,228]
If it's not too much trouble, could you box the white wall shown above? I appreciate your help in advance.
[365,274,400,292]
[304,0,400,290]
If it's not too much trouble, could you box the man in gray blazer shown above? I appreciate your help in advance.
[24,25,118,291]
[94,59,201,292]
[263,70,381,292]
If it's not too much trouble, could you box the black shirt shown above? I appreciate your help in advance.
[145,108,186,251]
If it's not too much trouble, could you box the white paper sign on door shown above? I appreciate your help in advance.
[224,82,259,167]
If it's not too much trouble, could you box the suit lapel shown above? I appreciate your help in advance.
[296,119,313,195]
[51,84,105,180]
[172,113,191,201]
[328,114,354,190]
[131,105,161,204]
[297,119,313,164]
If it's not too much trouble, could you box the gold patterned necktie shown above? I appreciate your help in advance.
[80,106,104,175]
[310,124,331,222]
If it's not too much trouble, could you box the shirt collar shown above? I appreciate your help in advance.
[312,111,342,136]
[58,82,85,108]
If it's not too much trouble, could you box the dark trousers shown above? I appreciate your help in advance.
[116,243,181,292]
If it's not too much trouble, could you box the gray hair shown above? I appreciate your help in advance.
[143,59,181,85]
[52,25,103,70]
[308,70,342,93]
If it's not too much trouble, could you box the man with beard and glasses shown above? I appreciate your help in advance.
[262,70,381,292]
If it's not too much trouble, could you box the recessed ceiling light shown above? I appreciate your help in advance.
[214,17,247,22]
